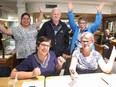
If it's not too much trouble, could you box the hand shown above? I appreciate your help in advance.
[68,1,74,11]
[69,68,78,80]
[62,54,68,59]
[109,37,114,40]
[32,67,41,77]
[39,7,43,12]
[57,56,66,66]
[97,2,104,12]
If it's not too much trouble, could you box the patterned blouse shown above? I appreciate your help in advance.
[72,49,102,71]
[12,23,37,59]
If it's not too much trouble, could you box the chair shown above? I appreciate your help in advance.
[0,65,11,77]
[59,58,71,75]
[94,43,105,57]
[63,58,71,75]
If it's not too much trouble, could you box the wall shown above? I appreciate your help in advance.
[0,10,8,19]
[111,3,116,14]
[27,2,112,14]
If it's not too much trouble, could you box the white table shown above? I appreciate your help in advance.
[45,73,116,87]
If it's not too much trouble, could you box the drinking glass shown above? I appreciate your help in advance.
[8,77,18,87]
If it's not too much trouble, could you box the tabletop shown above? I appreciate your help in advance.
[0,76,45,87]
[45,73,116,87]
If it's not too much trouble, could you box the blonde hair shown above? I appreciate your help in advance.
[81,32,94,43]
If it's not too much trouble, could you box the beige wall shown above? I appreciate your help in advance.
[27,2,113,14]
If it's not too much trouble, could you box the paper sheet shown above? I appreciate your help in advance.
[101,74,116,87]
[22,81,43,87]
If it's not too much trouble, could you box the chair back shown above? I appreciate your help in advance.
[0,65,11,77]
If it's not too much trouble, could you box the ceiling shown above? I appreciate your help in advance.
[0,0,116,12]
[0,0,116,21]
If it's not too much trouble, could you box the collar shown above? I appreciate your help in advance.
[50,19,61,26]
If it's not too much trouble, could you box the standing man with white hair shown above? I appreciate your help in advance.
[37,7,70,58]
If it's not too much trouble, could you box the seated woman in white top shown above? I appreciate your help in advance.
[69,32,116,78]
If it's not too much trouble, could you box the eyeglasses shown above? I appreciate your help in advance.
[81,40,90,44]
[79,22,86,24]
[40,43,50,48]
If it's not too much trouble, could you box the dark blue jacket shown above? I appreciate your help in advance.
[37,19,69,57]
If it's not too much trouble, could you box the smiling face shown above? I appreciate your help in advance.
[51,8,61,23]
[81,38,91,50]
[36,36,51,57]
[21,13,31,28]
[81,32,94,50]
[37,41,51,56]
[78,20,87,31]
[78,17,88,31]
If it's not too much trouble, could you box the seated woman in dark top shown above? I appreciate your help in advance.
[10,36,65,79]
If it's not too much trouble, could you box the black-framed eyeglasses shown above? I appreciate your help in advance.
[40,43,50,48]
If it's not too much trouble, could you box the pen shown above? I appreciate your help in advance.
[101,77,109,85]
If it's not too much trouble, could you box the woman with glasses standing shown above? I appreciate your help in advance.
[68,1,104,54]
[69,32,116,78]
[10,36,65,79]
